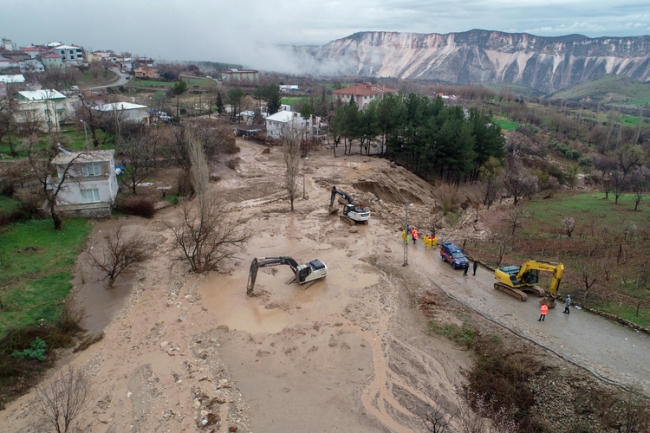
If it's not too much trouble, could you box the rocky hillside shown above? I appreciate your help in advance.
[298,30,650,93]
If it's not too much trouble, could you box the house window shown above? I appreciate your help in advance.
[82,162,102,177]
[81,189,100,203]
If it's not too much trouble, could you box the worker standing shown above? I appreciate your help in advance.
[472,260,478,276]
[401,229,407,243]
[563,295,571,314]
[538,304,548,321]
[425,234,431,250]
[432,234,437,247]
[412,227,418,244]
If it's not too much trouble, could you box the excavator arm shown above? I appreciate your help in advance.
[516,260,564,296]
[330,186,354,207]
[246,256,300,296]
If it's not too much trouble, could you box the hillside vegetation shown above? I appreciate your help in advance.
[548,74,650,103]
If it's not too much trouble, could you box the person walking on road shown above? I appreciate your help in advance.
[463,265,468,276]
[538,304,548,321]
[564,295,571,314]
[472,260,478,276]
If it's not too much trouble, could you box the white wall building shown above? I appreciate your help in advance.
[95,102,150,124]
[15,89,67,131]
[265,110,312,140]
[52,44,84,63]
[49,150,118,218]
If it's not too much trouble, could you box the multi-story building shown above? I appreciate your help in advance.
[332,83,398,109]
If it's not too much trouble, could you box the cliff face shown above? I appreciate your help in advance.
[302,30,650,93]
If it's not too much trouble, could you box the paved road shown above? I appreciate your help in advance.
[87,68,130,90]
[407,243,650,395]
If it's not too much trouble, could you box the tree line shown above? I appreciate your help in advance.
[328,94,506,184]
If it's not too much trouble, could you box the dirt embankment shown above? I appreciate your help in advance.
[3,139,649,433]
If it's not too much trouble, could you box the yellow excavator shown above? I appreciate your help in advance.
[493,260,564,307]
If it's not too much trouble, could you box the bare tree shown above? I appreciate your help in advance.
[166,197,249,273]
[282,124,303,211]
[421,402,453,433]
[562,216,575,238]
[187,129,209,204]
[494,231,513,267]
[581,268,598,307]
[504,208,525,236]
[119,134,158,194]
[85,225,150,287]
[35,366,90,433]
[611,170,628,204]
[629,166,650,211]
[478,157,503,209]
[26,139,86,230]
[503,157,538,206]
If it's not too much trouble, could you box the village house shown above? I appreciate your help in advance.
[14,89,67,131]
[332,83,398,109]
[51,44,84,63]
[0,74,25,84]
[20,46,43,59]
[41,53,63,69]
[134,67,159,79]
[95,102,151,124]
[265,110,312,140]
[19,59,45,73]
[49,149,119,218]
[221,69,259,83]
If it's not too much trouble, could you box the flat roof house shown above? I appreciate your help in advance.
[15,89,67,131]
[95,102,151,124]
[49,149,118,218]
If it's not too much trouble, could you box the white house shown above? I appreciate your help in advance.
[15,89,67,131]
[51,44,84,63]
[265,110,312,140]
[49,149,118,218]
[0,74,25,84]
[94,102,150,124]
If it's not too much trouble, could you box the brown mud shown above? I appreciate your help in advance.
[3,139,649,432]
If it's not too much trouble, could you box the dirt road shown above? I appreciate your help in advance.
[3,139,649,432]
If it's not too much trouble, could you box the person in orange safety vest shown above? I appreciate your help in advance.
[411,227,418,243]
[538,304,548,321]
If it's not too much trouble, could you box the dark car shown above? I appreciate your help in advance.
[440,242,469,269]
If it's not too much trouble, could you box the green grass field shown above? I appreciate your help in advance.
[471,191,650,328]
[129,77,217,88]
[81,69,118,88]
[628,98,650,106]
[0,219,91,338]
[0,196,21,215]
[492,118,518,131]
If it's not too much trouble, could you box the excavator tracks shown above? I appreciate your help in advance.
[494,282,527,302]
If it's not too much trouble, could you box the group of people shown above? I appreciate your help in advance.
[401,226,438,249]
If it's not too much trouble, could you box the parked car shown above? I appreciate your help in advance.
[440,242,469,269]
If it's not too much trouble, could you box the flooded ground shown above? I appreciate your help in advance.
[4,139,650,433]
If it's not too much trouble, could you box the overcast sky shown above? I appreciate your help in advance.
[2,0,649,69]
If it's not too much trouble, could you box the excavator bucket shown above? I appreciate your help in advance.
[327,206,339,215]
[538,297,557,308]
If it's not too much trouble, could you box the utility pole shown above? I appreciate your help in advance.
[302,159,306,200]
[403,201,409,266]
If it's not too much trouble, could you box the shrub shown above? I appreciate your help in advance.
[429,321,479,349]
[12,337,47,361]
[118,198,156,219]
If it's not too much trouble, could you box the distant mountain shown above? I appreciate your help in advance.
[296,30,650,93]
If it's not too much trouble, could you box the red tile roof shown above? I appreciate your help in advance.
[42,53,62,58]
[332,83,398,96]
